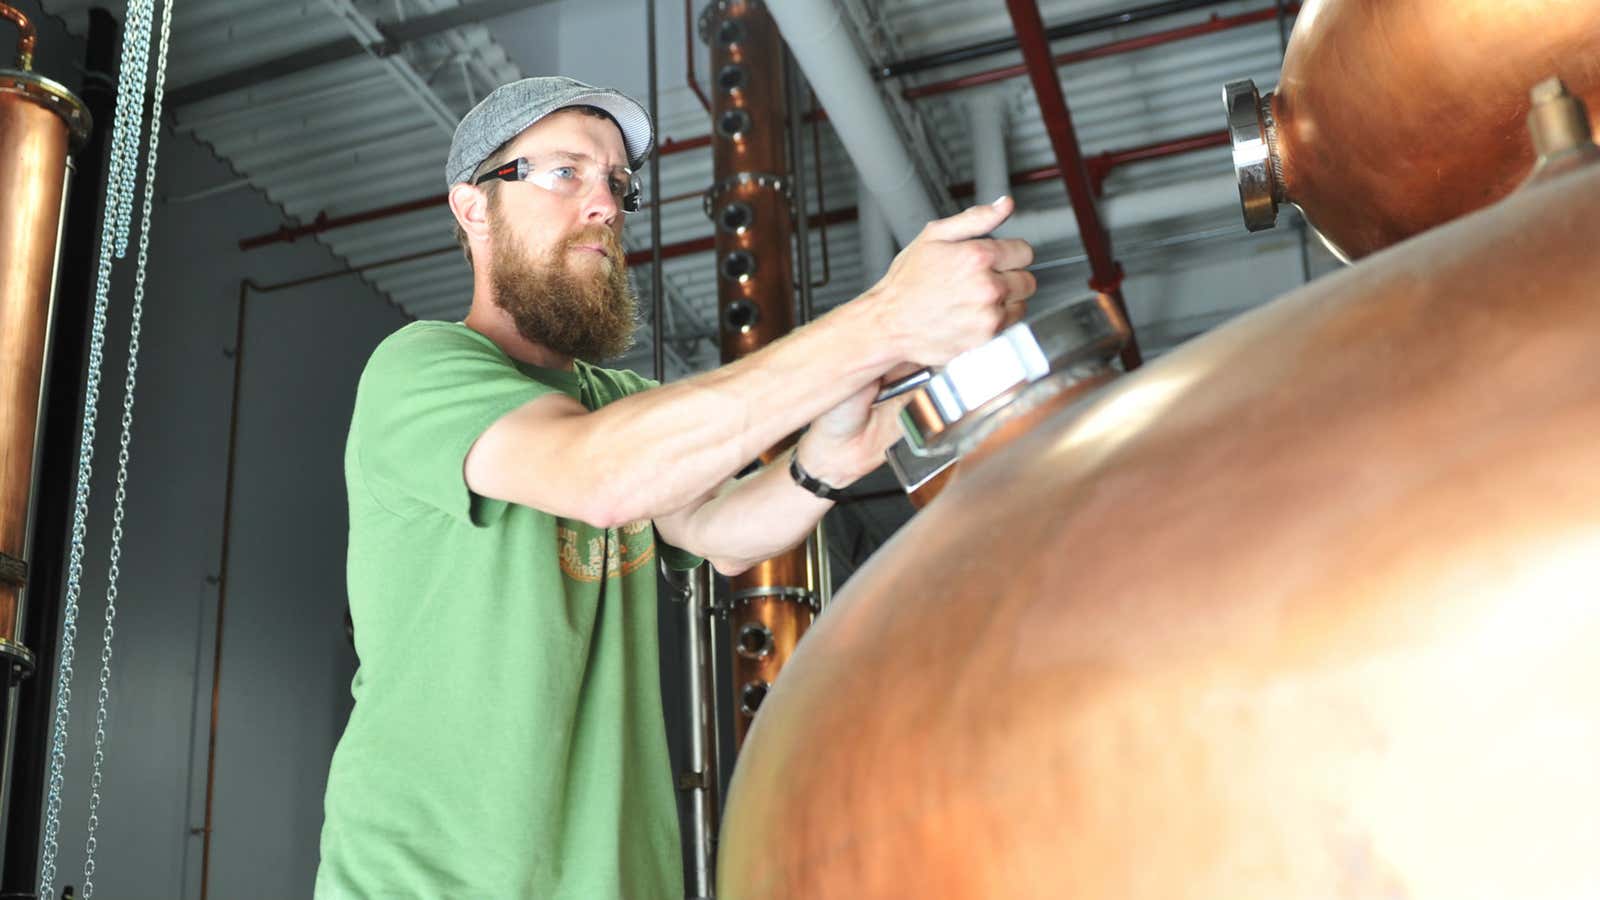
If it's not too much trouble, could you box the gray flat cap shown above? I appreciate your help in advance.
[445,76,654,188]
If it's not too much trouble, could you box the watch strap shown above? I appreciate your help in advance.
[789,451,848,501]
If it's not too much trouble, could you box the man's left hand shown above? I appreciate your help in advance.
[794,380,913,492]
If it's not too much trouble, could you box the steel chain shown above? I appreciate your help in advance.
[38,0,165,895]
[83,1,175,894]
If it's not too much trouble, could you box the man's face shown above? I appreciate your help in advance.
[483,108,638,362]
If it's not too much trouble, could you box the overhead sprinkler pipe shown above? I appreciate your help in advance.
[902,4,1301,100]
[878,0,1237,80]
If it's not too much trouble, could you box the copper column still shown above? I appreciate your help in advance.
[1224,0,1600,260]
[717,86,1600,899]
[0,6,90,680]
[699,0,817,748]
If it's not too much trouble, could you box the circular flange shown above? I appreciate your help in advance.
[0,639,36,681]
[697,0,765,45]
[740,680,770,717]
[717,201,755,234]
[1224,79,1280,232]
[702,171,791,219]
[736,622,775,660]
[0,68,92,148]
[712,585,820,615]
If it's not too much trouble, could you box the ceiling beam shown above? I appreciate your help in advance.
[166,0,546,109]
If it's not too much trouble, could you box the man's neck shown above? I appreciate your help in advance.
[463,295,575,372]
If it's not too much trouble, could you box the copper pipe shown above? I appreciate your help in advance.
[198,271,413,900]
[197,281,250,900]
[904,5,1299,100]
[1006,0,1142,369]
[0,3,36,70]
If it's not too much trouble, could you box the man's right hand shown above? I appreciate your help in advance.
[867,195,1037,368]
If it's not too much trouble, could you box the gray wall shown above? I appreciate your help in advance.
[17,4,410,897]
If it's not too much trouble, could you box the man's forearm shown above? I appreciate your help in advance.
[568,298,899,526]
[468,198,1031,528]
[664,450,834,575]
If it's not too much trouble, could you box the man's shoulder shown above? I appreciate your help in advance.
[576,360,657,404]
[373,319,496,359]
[362,321,506,379]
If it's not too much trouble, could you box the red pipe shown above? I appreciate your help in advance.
[1006,0,1142,369]
[1084,128,1229,194]
[904,4,1299,100]
[946,128,1228,197]
[660,133,715,155]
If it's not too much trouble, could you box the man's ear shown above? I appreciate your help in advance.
[449,182,492,243]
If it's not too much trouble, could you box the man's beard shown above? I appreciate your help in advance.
[488,213,638,363]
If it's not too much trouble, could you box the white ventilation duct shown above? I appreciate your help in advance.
[776,1,1238,263]
[767,0,940,245]
[998,175,1239,247]
[858,175,897,288]
[966,91,1011,206]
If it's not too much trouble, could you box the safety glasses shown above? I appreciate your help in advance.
[475,154,643,213]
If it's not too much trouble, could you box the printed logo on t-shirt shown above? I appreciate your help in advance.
[557,519,656,582]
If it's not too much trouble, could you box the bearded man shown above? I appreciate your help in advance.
[315,76,1036,899]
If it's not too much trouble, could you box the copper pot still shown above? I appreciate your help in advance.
[717,85,1600,899]
[0,7,89,671]
[1225,0,1600,260]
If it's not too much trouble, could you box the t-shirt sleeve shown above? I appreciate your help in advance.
[354,326,557,526]
[593,367,705,572]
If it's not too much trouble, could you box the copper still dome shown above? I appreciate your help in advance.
[1225,0,1600,259]
[717,83,1600,900]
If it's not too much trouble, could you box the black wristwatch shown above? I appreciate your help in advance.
[789,451,848,501]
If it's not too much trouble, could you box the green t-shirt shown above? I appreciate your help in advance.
[317,321,699,899]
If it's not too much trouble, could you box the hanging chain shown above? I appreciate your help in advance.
[38,0,166,895]
[82,0,175,895]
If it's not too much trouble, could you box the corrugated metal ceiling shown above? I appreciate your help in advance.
[37,0,1301,381]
